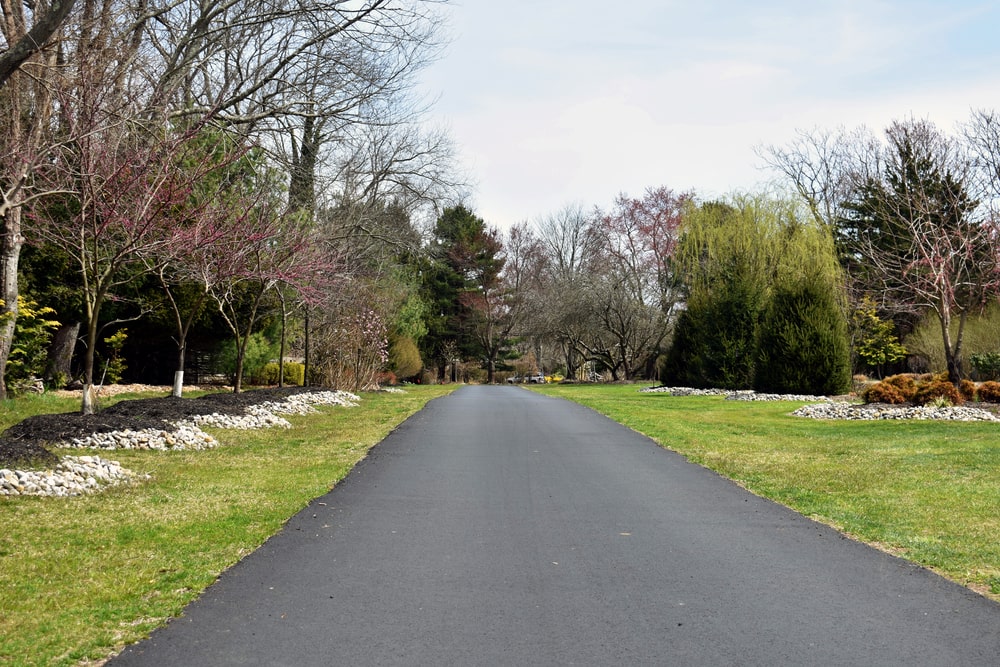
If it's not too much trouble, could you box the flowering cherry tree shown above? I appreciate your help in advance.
[29,112,230,413]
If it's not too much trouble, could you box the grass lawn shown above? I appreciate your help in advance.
[533,383,1000,603]
[0,385,455,666]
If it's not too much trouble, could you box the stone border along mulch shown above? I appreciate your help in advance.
[640,386,830,402]
[639,385,1000,422]
[0,390,362,497]
[792,402,1000,422]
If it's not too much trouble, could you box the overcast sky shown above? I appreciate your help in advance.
[416,0,1000,228]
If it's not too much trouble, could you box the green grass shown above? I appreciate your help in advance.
[533,383,1000,602]
[0,385,455,666]
[5,382,999,664]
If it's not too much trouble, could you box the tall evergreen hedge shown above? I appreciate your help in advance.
[754,275,852,395]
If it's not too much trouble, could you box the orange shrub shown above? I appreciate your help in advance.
[882,374,918,402]
[959,379,977,402]
[978,381,1000,403]
[862,382,907,404]
[913,380,963,406]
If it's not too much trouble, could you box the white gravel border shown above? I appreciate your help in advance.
[640,385,1000,422]
[1,455,145,496]
[1,389,363,497]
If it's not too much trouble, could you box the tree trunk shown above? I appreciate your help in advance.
[564,344,577,380]
[172,325,187,397]
[0,206,23,400]
[81,310,100,414]
[233,335,245,393]
[938,306,962,385]
[172,329,186,397]
[45,321,80,386]
[303,308,310,387]
[278,297,286,388]
[81,383,96,414]
[943,311,968,385]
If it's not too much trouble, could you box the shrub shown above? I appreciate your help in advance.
[977,381,1000,403]
[255,362,305,386]
[959,379,977,402]
[851,297,907,374]
[220,333,279,386]
[970,352,1000,381]
[913,380,963,406]
[882,374,918,402]
[755,275,852,396]
[862,382,907,404]
[4,296,60,394]
[388,336,422,379]
[101,329,128,384]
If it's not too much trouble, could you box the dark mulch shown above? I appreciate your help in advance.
[0,387,317,469]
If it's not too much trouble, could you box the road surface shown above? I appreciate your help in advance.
[112,385,1000,665]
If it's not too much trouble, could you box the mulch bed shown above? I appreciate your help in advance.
[0,387,316,469]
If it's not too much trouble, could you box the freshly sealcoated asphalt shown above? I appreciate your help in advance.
[112,385,1000,665]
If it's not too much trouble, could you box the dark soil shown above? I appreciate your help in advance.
[0,387,317,469]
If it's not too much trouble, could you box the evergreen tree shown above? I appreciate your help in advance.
[661,307,704,387]
[838,120,979,339]
[419,205,504,380]
[755,274,852,395]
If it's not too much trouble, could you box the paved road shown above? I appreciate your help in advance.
[112,385,1000,666]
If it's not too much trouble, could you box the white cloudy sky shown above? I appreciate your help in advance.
[416,0,1000,228]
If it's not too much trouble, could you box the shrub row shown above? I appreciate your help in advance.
[861,373,1000,406]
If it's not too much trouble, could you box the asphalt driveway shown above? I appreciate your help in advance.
[112,385,1000,665]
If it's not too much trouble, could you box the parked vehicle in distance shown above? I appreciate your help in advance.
[506,373,546,384]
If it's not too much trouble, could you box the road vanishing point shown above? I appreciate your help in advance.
[112,385,1000,666]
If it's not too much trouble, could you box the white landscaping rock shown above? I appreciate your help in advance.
[0,455,145,497]
[793,403,1000,422]
[640,386,826,401]
[639,386,739,397]
[3,389,365,497]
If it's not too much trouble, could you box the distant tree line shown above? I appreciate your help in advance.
[4,0,1000,401]
[427,112,1000,395]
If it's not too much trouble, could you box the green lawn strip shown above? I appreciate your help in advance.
[0,385,454,666]
[534,384,1000,602]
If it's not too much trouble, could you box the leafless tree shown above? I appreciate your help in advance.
[765,115,1000,382]
[759,125,882,230]
[531,204,600,379]
[0,0,69,398]
[0,0,76,86]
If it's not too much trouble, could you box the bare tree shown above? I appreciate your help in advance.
[841,119,997,383]
[531,204,601,379]
[760,127,858,229]
[462,222,543,383]
[0,0,76,86]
